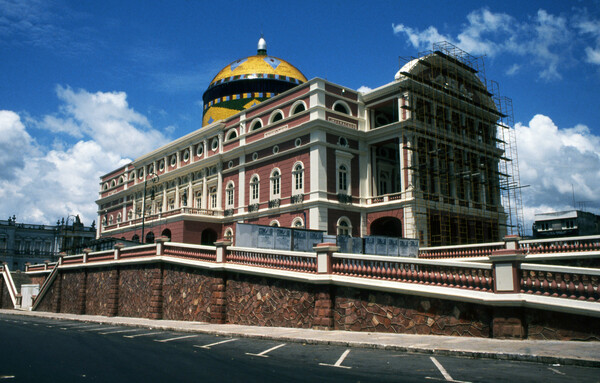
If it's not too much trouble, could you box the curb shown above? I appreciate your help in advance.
[3,309,600,368]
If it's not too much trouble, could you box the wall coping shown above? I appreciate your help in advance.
[333,252,493,269]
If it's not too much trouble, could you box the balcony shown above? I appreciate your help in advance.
[291,194,304,204]
[337,193,352,204]
[248,203,260,213]
[102,207,222,231]
[268,198,281,208]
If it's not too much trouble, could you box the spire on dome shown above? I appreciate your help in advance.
[257,35,267,56]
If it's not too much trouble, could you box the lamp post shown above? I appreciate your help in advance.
[61,214,78,255]
[140,171,159,244]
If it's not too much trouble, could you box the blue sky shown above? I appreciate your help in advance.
[1,0,599,234]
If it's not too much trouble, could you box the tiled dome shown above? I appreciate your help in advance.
[202,37,307,126]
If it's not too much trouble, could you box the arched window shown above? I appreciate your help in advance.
[102,216,107,227]
[249,118,263,132]
[209,187,217,209]
[270,169,281,199]
[250,175,260,203]
[270,220,280,227]
[338,165,348,193]
[225,129,238,142]
[132,234,140,242]
[226,182,235,208]
[269,110,284,124]
[292,163,304,193]
[161,229,172,240]
[337,217,352,236]
[116,213,122,223]
[292,217,304,228]
[291,101,306,115]
[195,191,202,208]
[108,215,114,225]
[224,228,234,243]
[333,101,351,115]
[127,210,133,221]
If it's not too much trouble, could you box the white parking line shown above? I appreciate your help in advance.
[246,343,286,358]
[194,338,238,349]
[548,367,565,376]
[154,335,198,343]
[124,332,163,339]
[99,328,141,335]
[80,326,116,332]
[319,349,352,369]
[429,357,471,383]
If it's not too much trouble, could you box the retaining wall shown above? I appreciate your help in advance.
[29,260,600,341]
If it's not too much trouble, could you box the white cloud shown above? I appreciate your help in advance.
[41,86,167,158]
[392,7,598,80]
[357,85,372,93]
[516,114,600,229]
[0,110,36,180]
[0,88,169,225]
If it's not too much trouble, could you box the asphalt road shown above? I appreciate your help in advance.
[0,313,598,382]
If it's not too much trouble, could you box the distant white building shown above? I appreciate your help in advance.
[532,210,600,239]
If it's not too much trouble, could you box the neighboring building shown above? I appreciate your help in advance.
[0,215,95,270]
[96,39,521,247]
[532,210,600,239]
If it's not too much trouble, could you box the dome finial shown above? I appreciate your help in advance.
[257,35,267,56]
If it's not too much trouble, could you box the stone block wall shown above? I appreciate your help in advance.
[334,286,492,337]
[118,265,155,319]
[0,277,12,309]
[161,264,217,322]
[86,268,114,316]
[226,273,317,328]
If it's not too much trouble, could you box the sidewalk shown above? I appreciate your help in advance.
[2,309,599,367]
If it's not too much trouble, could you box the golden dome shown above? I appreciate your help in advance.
[209,55,307,86]
[202,37,307,126]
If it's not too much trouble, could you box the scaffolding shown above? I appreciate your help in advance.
[393,41,523,246]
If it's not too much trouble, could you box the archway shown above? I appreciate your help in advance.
[161,229,172,241]
[370,217,403,237]
[201,228,218,246]
[145,231,155,244]
[132,234,140,243]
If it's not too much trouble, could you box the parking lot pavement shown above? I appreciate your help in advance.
[2,309,599,367]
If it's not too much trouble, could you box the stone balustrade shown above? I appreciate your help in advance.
[332,253,494,291]
[520,264,600,302]
[227,246,317,273]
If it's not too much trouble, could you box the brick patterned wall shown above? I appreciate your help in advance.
[59,271,85,314]
[85,268,114,316]
[333,286,492,337]
[161,264,216,322]
[118,265,155,319]
[226,273,316,328]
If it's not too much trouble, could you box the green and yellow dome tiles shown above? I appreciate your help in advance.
[202,37,307,126]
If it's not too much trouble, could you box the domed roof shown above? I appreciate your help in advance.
[208,54,307,88]
[202,37,307,126]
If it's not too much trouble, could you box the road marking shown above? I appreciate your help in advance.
[194,338,238,349]
[124,332,163,338]
[429,357,471,383]
[154,335,198,343]
[319,349,352,369]
[99,328,141,335]
[246,343,286,358]
[80,326,116,332]
[548,367,565,376]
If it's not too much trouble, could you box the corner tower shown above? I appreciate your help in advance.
[202,37,307,126]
